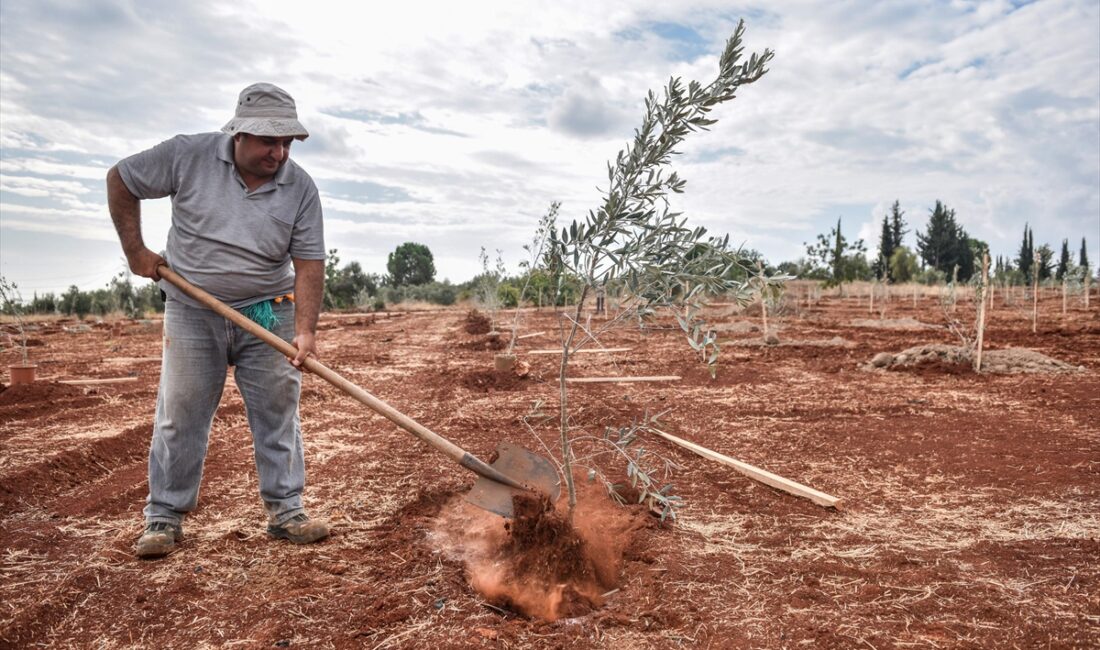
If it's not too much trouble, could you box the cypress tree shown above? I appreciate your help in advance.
[1056,239,1070,280]
[1016,224,1034,283]
[889,200,907,254]
[1037,244,1054,281]
[874,216,893,280]
[916,201,953,272]
[916,200,974,279]
[1081,237,1091,272]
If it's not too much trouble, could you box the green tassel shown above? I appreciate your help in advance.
[241,300,280,331]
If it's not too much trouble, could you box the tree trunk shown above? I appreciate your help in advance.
[557,286,590,518]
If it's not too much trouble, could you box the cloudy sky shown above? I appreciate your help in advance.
[1,0,1097,295]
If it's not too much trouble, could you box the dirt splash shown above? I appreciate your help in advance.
[430,483,645,621]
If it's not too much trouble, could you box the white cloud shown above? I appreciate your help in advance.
[1,0,1097,294]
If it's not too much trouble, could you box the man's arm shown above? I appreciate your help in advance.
[106,166,165,279]
[289,257,324,368]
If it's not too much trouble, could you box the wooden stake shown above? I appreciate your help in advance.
[57,376,140,386]
[650,428,841,509]
[974,253,989,373]
[1062,278,1067,316]
[565,375,680,383]
[1032,271,1039,334]
[103,356,161,363]
[528,347,632,355]
[516,330,547,340]
[761,296,769,339]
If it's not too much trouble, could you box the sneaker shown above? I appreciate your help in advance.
[267,513,330,544]
[136,521,182,559]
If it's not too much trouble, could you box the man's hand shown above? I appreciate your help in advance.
[290,257,323,370]
[289,331,318,369]
[128,248,167,280]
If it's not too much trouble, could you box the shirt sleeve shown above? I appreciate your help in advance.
[289,181,325,260]
[115,135,181,200]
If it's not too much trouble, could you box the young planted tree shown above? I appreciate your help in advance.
[542,20,776,515]
[0,276,35,383]
[496,202,560,371]
[475,247,507,333]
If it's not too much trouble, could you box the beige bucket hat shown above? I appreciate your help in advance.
[221,82,309,140]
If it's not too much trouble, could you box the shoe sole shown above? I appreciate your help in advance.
[136,541,176,559]
[266,526,329,544]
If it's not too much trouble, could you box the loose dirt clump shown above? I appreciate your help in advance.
[501,494,602,618]
[431,485,644,622]
[869,344,1084,375]
[464,310,492,335]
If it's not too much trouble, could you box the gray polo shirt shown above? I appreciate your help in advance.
[117,132,324,309]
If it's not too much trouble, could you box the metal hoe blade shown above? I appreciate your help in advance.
[466,442,561,518]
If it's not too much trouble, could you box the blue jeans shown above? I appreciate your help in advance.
[144,299,305,527]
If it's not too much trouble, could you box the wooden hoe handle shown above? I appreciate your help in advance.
[157,265,525,490]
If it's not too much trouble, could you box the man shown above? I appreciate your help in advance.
[107,83,330,558]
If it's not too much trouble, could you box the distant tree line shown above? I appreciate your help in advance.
[1,272,165,319]
[786,199,1093,287]
[5,224,1094,318]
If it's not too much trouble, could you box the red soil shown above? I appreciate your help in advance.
[1,289,1097,647]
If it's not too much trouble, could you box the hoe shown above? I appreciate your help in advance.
[159,265,560,518]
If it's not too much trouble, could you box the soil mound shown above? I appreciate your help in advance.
[0,380,85,406]
[464,310,492,335]
[457,334,507,351]
[869,344,1083,375]
[982,348,1085,374]
[462,370,527,393]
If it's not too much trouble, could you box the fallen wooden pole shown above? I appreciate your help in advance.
[650,428,842,509]
[565,375,680,384]
[57,377,140,386]
[529,347,632,355]
[103,357,161,363]
[516,330,548,340]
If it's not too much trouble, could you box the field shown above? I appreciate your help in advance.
[2,285,1098,649]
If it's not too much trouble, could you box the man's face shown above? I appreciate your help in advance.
[234,133,294,179]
